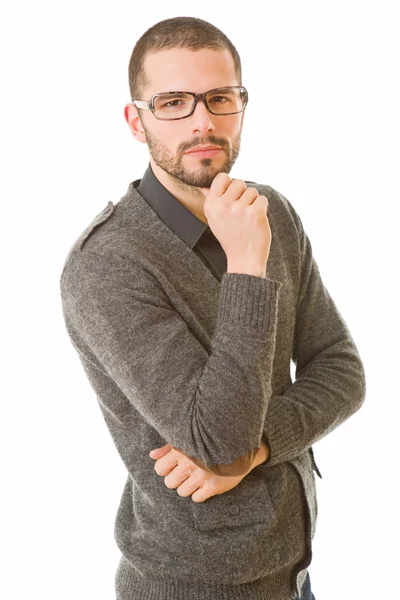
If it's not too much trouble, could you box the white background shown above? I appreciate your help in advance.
[1,2,399,599]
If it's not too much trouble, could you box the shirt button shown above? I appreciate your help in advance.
[229,504,240,515]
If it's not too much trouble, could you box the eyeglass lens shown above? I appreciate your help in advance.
[153,87,246,119]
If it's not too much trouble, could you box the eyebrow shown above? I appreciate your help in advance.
[155,87,234,96]
[157,91,189,96]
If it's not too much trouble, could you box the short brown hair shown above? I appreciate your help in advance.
[128,16,242,102]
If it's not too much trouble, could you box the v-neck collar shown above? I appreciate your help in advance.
[123,179,223,294]
[137,162,210,250]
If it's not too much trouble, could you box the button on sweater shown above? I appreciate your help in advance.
[59,166,366,599]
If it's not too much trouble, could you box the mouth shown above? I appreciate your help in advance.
[185,147,223,158]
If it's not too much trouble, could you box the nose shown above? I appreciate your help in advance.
[190,98,216,134]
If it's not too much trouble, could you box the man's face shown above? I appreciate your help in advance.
[134,48,245,189]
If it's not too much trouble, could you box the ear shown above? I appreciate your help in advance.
[124,103,147,144]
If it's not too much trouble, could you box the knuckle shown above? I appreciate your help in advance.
[246,186,259,195]
[232,179,247,192]
[209,480,218,492]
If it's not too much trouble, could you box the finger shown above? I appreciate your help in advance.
[190,487,208,503]
[164,468,191,490]
[175,477,202,498]
[164,456,197,490]
[149,447,167,458]
[149,444,173,459]
[209,172,232,197]
[154,450,179,476]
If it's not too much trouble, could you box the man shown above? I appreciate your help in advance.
[59,16,366,600]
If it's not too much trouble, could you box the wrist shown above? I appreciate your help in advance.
[254,439,270,467]
[227,262,267,278]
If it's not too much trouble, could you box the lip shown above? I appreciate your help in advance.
[186,146,223,157]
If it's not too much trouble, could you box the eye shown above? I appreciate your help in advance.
[210,95,230,103]
[162,99,184,108]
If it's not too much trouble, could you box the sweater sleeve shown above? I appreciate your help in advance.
[259,198,366,467]
[60,249,282,476]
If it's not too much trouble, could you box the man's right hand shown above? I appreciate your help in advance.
[201,173,272,276]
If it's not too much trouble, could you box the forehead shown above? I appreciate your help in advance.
[142,48,238,95]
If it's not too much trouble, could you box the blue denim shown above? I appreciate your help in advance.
[297,571,315,600]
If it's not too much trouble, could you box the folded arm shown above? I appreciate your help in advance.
[60,250,282,477]
[259,196,366,467]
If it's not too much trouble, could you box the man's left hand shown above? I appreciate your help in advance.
[149,444,249,503]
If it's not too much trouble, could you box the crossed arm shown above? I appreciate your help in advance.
[148,438,271,503]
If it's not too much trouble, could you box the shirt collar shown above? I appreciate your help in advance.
[137,162,209,249]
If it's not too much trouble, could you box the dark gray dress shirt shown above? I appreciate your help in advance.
[138,162,228,281]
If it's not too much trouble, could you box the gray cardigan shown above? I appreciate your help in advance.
[59,178,366,600]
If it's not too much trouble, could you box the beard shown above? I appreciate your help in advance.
[139,117,242,192]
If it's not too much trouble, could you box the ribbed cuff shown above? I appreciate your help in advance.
[217,272,282,331]
[262,398,297,466]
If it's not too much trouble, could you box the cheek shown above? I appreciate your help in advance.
[221,116,242,138]
[158,127,181,153]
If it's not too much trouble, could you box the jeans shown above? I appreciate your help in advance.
[297,571,315,600]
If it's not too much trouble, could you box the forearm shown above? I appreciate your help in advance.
[176,438,271,478]
[63,250,283,474]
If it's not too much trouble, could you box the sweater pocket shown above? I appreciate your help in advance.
[191,473,275,532]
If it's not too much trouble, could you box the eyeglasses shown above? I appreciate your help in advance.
[132,86,248,121]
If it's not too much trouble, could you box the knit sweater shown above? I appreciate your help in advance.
[59,175,366,600]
